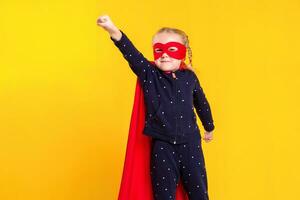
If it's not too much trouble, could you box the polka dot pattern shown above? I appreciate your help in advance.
[111,30,215,144]
[150,139,209,200]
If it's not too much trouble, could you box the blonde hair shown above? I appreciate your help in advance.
[153,27,195,72]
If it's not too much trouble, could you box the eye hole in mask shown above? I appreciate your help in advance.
[168,47,178,52]
[154,47,178,53]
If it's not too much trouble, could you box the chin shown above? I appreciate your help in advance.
[158,64,175,71]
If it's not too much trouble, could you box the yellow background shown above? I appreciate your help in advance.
[1,0,299,199]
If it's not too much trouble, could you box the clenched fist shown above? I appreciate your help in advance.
[97,15,122,41]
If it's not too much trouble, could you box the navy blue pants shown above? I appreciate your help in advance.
[150,138,209,200]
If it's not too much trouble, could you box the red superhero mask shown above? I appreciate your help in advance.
[153,42,187,60]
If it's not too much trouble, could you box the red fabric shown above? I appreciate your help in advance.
[118,62,189,200]
[153,42,186,60]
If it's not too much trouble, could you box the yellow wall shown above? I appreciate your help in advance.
[1,0,299,199]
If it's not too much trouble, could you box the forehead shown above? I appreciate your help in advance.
[152,32,184,45]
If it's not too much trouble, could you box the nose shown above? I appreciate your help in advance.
[161,52,168,58]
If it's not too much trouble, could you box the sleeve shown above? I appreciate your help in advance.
[110,30,153,79]
[193,74,215,132]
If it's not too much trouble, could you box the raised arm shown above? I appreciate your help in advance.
[97,15,153,79]
[193,74,215,132]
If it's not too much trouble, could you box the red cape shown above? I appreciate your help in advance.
[118,62,189,200]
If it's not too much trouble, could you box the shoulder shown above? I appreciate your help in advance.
[184,69,198,80]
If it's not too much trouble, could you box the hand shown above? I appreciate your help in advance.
[203,131,213,143]
[97,15,122,41]
[97,15,115,32]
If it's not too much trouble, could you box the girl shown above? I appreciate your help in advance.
[97,15,215,200]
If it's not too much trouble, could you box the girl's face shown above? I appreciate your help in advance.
[152,32,186,72]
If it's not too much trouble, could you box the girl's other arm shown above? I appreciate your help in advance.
[193,75,215,132]
[97,15,152,79]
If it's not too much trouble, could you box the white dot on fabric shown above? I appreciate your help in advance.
[183,145,186,148]
[162,176,165,179]
[197,185,200,188]
[202,174,205,177]
[170,101,173,104]
[162,111,164,114]
[152,70,154,73]
[188,173,191,176]
[163,124,166,127]
[180,115,183,118]
[123,44,126,47]
[129,54,132,57]
[155,154,157,157]
[182,99,185,102]
[172,151,175,154]
[149,80,152,83]
[141,60,143,63]
[160,147,164,150]
[143,69,146,72]
[165,188,168,191]
[163,86,166,88]
[159,76,162,79]
[204,102,206,104]
[192,156,194,158]
[186,82,189,84]
[178,90,180,93]
[168,168,170,171]
[144,80,146,82]
[183,166,185,169]
[163,159,165,162]
[207,109,209,111]
[157,183,159,186]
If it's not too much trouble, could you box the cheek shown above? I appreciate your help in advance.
[155,59,166,64]
[172,59,182,65]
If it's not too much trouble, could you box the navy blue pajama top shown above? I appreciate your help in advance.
[110,30,215,144]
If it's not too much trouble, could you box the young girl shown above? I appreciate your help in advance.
[97,15,215,200]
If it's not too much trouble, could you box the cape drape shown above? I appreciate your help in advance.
[117,73,189,199]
